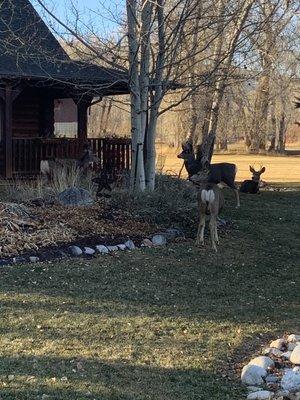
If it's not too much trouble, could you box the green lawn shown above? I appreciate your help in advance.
[0,188,299,399]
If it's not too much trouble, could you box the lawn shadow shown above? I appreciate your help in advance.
[0,354,239,400]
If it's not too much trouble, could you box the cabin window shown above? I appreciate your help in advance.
[54,99,77,138]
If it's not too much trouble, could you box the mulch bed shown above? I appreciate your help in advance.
[0,201,159,259]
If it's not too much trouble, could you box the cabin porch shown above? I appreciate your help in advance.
[0,83,131,178]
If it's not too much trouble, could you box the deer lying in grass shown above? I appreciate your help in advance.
[239,165,266,194]
[190,171,224,252]
[178,140,240,207]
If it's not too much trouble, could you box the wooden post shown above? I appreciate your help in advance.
[4,85,13,178]
[2,84,24,178]
[40,96,54,137]
[77,98,92,142]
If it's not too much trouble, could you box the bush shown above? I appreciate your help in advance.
[110,175,198,236]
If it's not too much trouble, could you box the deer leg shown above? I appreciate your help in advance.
[209,217,218,252]
[234,188,240,208]
[215,225,219,245]
[223,178,240,208]
[196,214,205,246]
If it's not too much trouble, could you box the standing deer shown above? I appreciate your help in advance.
[76,144,100,173]
[239,165,266,194]
[190,171,224,252]
[40,144,99,181]
[178,140,240,207]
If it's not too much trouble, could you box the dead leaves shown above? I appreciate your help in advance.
[0,201,157,258]
[0,202,75,257]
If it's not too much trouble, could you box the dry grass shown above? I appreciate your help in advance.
[159,144,300,183]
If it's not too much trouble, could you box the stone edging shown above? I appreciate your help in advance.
[241,334,300,399]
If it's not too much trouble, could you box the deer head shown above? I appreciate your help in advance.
[249,165,266,182]
[177,140,194,160]
[77,145,99,169]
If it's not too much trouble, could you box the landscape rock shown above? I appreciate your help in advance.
[290,346,300,365]
[29,256,40,263]
[288,335,300,343]
[263,348,273,356]
[288,343,298,352]
[282,352,292,360]
[58,187,94,207]
[107,246,119,252]
[84,247,95,255]
[69,246,83,256]
[124,240,135,250]
[270,339,286,350]
[96,245,109,254]
[12,256,27,264]
[164,228,184,240]
[142,238,153,247]
[269,348,284,358]
[152,234,167,246]
[274,390,290,398]
[241,364,267,386]
[281,369,300,391]
[117,244,127,251]
[247,390,274,400]
[249,356,275,370]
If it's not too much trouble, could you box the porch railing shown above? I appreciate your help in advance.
[12,137,132,176]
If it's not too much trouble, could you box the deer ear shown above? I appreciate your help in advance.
[260,167,266,173]
[249,165,255,173]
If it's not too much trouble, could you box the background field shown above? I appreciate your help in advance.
[159,144,300,183]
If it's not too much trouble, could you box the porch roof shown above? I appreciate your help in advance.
[0,0,129,95]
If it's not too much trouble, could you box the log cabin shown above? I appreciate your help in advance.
[0,0,131,178]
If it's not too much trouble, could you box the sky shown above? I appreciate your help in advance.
[30,0,125,37]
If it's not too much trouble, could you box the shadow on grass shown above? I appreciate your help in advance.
[0,189,299,399]
[0,355,239,400]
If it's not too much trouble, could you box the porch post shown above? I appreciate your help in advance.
[4,85,13,179]
[40,96,54,137]
[1,84,24,178]
[76,97,92,142]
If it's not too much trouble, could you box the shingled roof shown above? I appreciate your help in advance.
[0,0,128,93]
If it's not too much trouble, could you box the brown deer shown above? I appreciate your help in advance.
[190,170,224,252]
[40,144,99,181]
[239,165,266,194]
[178,139,240,207]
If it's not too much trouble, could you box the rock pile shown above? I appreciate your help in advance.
[241,334,300,399]
[66,230,184,259]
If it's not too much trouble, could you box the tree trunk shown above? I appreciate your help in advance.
[127,0,146,192]
[268,102,277,152]
[144,0,164,191]
[277,112,286,153]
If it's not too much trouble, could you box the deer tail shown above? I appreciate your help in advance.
[201,189,215,214]
[200,189,215,204]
